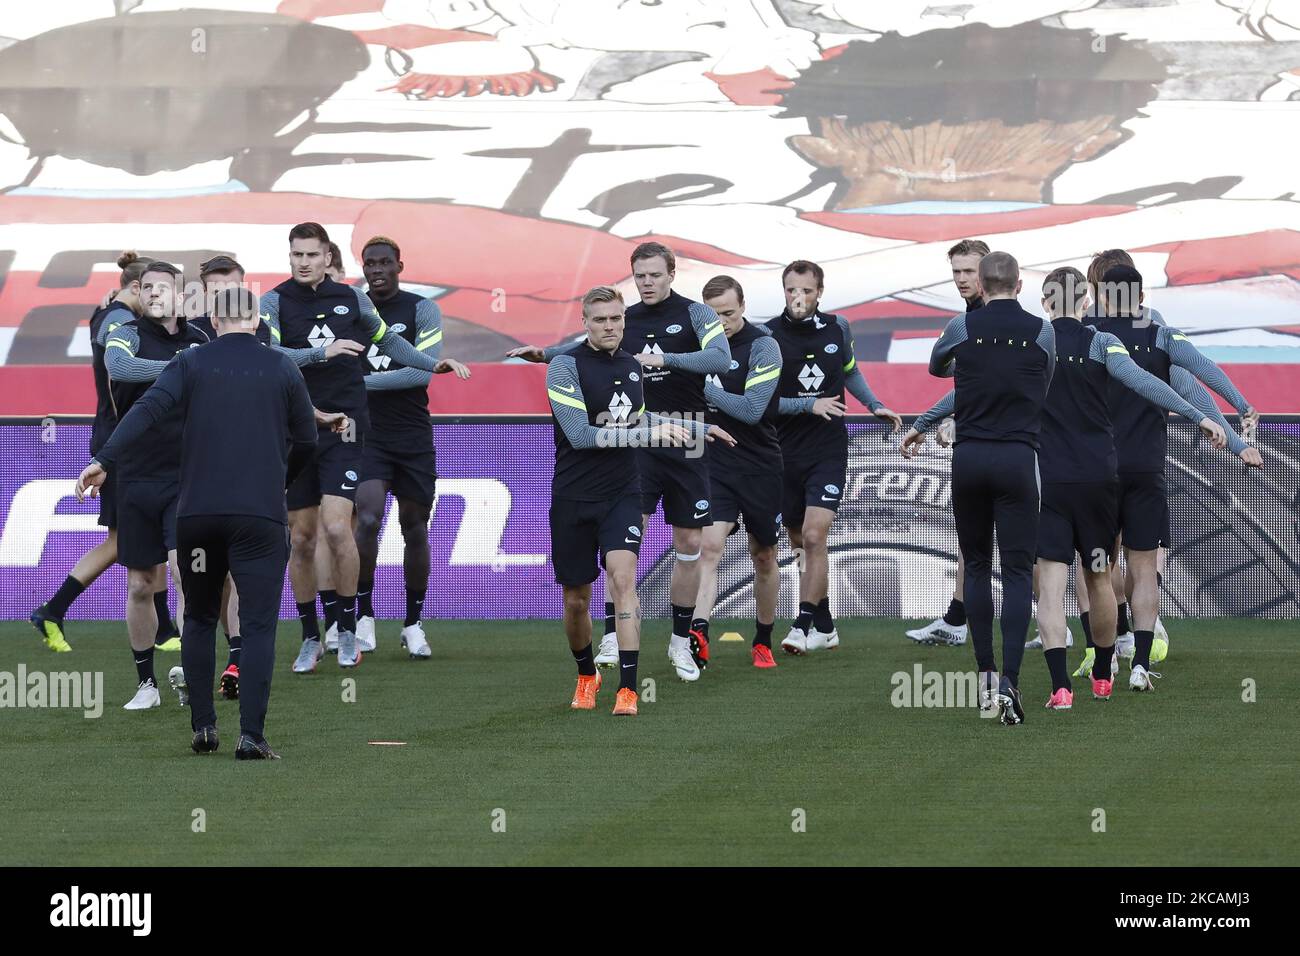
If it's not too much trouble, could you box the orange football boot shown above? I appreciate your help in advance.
[571,671,601,710]
[612,687,638,716]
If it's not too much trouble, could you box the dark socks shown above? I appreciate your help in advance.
[754,621,773,648]
[1093,644,1115,682]
[1044,647,1071,693]
[603,601,615,636]
[1081,611,1094,649]
[1116,602,1131,635]
[133,646,156,687]
[813,597,833,633]
[153,589,174,638]
[44,575,86,619]
[1133,629,1155,670]
[671,604,693,640]
[405,589,425,627]
[618,650,639,691]
[225,633,241,668]
[297,601,319,642]
[336,594,356,634]
[943,598,966,628]
[319,589,339,631]
[357,588,374,619]
[794,601,815,635]
[571,642,596,677]
[691,618,709,640]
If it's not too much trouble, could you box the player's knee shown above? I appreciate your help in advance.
[126,572,155,601]
[699,534,724,564]
[354,507,383,542]
[801,525,827,551]
[398,508,430,543]
[751,545,777,571]
[563,590,590,618]
[607,567,636,599]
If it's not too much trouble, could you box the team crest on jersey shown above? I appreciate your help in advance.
[627,526,641,537]
[367,344,389,371]
[824,343,839,354]
[798,363,824,390]
[390,323,406,333]
[695,499,709,510]
[666,324,682,334]
[308,324,335,348]
[607,390,632,422]
[629,371,639,382]
[346,471,358,482]
[728,359,739,370]
[333,305,349,315]
[824,484,840,495]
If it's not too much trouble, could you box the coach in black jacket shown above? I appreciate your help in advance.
[78,289,343,759]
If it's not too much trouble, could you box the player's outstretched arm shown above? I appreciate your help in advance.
[1160,326,1252,417]
[547,356,654,449]
[928,314,968,378]
[653,302,731,374]
[357,288,441,372]
[837,317,902,431]
[103,323,171,382]
[1168,363,1258,462]
[912,391,955,434]
[83,352,189,494]
[1095,333,1227,449]
[703,336,780,425]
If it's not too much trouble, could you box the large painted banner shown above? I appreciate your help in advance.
[1,419,1295,622]
[1,2,1298,414]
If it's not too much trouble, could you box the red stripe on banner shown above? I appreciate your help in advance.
[6,363,1298,417]
[799,205,1135,243]
[837,300,953,322]
[1135,230,1300,286]
[891,329,943,340]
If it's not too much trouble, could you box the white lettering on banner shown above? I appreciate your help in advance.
[375,479,545,569]
[0,480,101,566]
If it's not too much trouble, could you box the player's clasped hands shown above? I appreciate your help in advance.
[898,428,928,460]
[1197,417,1228,450]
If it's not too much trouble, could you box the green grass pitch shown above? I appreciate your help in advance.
[1,618,1295,866]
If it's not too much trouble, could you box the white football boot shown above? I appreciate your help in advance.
[124,680,161,710]
[356,615,376,653]
[400,623,431,659]
[594,632,619,668]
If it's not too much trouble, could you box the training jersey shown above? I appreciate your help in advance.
[766,309,882,462]
[88,301,134,455]
[103,316,207,482]
[929,299,1055,448]
[546,342,647,501]
[363,290,442,444]
[702,322,782,475]
[622,290,729,416]
[95,334,317,525]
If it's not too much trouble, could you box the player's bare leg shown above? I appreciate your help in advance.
[786,506,837,652]
[289,506,325,673]
[314,515,338,650]
[1125,546,1161,691]
[564,582,600,710]
[667,522,704,680]
[395,496,433,658]
[750,534,779,668]
[1036,558,1073,708]
[353,478,388,653]
[218,573,242,699]
[32,529,119,652]
[320,494,360,667]
[606,549,642,714]
[689,519,730,667]
[123,564,166,709]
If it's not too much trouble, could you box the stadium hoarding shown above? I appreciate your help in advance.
[0,418,1295,622]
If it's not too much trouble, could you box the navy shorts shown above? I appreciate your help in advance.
[117,479,178,570]
[710,469,782,547]
[360,437,436,509]
[1117,471,1169,552]
[287,427,364,512]
[550,493,643,587]
[637,445,712,528]
[97,469,118,530]
[1037,480,1118,568]
[782,455,847,529]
